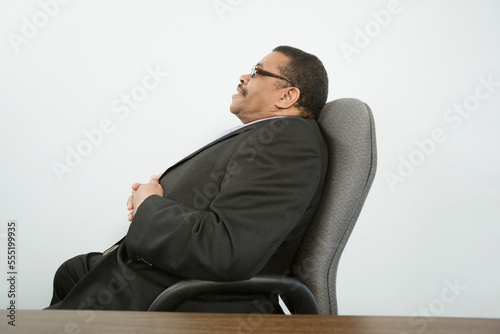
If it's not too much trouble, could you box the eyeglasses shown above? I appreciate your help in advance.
[250,65,294,86]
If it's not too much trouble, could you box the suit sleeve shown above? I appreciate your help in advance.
[124,118,326,281]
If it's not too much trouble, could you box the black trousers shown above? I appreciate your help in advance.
[49,252,104,307]
[47,250,283,313]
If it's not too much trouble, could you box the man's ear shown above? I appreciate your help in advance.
[275,87,301,109]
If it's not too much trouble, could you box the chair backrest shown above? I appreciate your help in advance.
[292,98,377,315]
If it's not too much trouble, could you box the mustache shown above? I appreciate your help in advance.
[237,84,247,97]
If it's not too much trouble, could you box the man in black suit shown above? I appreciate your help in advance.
[48,45,329,310]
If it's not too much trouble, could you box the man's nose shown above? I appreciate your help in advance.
[239,74,251,85]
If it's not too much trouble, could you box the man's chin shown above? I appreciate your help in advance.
[229,105,239,115]
[229,95,243,114]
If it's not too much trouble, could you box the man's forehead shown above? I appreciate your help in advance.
[257,52,289,70]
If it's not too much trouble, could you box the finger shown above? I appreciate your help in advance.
[127,196,133,210]
[131,182,141,190]
[149,175,160,183]
[128,211,133,221]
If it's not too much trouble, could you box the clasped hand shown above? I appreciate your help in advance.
[127,174,163,221]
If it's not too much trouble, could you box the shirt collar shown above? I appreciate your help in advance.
[218,116,287,138]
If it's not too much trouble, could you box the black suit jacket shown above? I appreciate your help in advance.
[52,116,328,310]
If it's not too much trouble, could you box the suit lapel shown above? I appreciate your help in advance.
[159,120,268,181]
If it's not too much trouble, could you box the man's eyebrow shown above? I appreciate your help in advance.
[255,62,263,67]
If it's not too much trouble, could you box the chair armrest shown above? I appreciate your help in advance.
[148,274,319,314]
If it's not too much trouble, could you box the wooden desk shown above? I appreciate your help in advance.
[1,310,499,334]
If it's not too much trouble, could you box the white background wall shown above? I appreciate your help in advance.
[0,0,499,321]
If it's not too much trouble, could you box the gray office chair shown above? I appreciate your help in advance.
[148,98,377,315]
